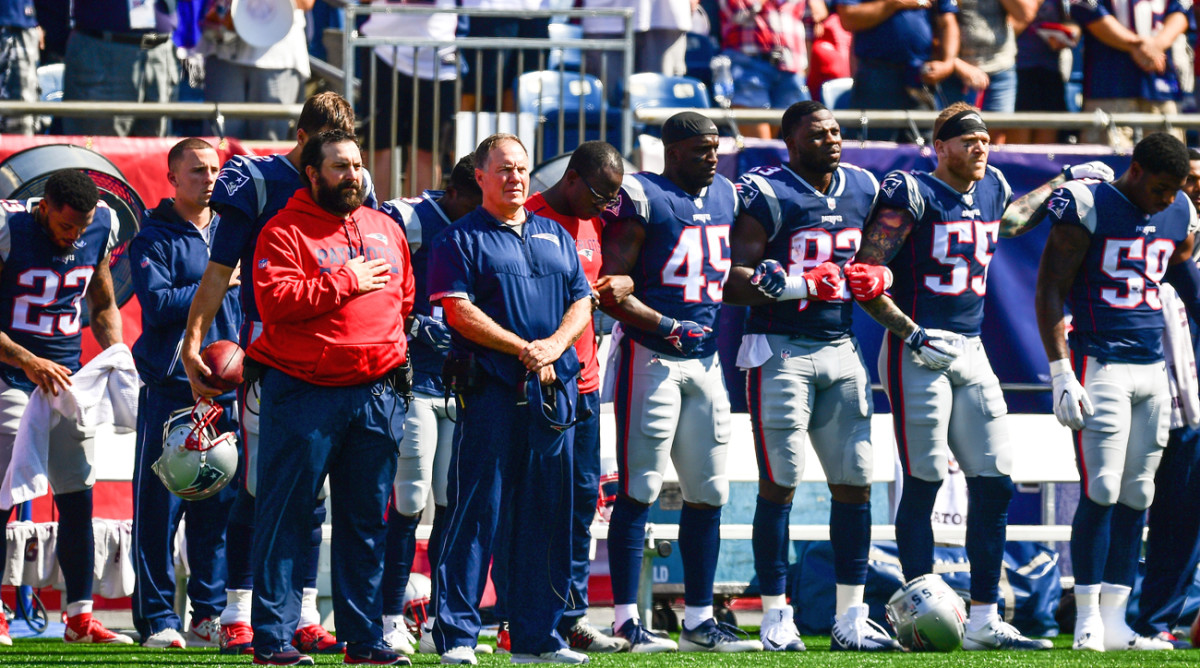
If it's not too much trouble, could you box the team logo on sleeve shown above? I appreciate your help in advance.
[738,183,759,208]
[1047,195,1071,220]
[880,174,903,198]
[218,169,250,196]
[604,193,624,216]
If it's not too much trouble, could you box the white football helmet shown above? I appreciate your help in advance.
[152,399,238,501]
[885,574,967,652]
[403,572,431,636]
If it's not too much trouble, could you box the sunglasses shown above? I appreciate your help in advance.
[580,173,620,208]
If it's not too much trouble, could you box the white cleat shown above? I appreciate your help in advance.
[831,604,901,652]
[760,606,806,651]
[963,618,1052,651]
[142,627,186,649]
[1074,616,1105,651]
[1104,624,1175,651]
[441,645,478,665]
[383,618,417,655]
[510,647,590,664]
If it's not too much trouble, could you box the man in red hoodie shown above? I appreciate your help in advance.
[247,128,415,667]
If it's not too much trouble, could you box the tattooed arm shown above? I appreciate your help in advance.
[1035,224,1089,362]
[854,204,921,338]
[999,172,1069,238]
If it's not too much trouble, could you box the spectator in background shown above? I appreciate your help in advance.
[835,0,958,142]
[459,0,550,112]
[939,0,1037,144]
[359,0,458,199]
[805,12,851,103]
[1071,0,1188,148]
[202,0,314,141]
[719,0,819,139]
[0,0,39,135]
[582,0,695,91]
[62,0,178,137]
[1009,0,1078,145]
[31,0,64,62]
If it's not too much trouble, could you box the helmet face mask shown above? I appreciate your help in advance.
[152,400,239,501]
[886,574,967,652]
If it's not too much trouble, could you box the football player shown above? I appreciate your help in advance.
[599,112,760,653]
[179,92,373,655]
[495,140,631,654]
[1133,148,1200,648]
[724,100,899,652]
[847,102,1112,650]
[0,170,132,645]
[129,138,241,649]
[377,155,481,655]
[1035,133,1200,651]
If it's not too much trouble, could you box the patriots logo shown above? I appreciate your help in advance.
[72,238,87,249]
[140,257,150,268]
[780,349,791,360]
[366,232,388,244]
[532,233,560,246]
[880,175,903,198]
[1047,196,1071,220]
[604,192,623,216]
[578,248,594,260]
[181,463,226,497]
[740,187,759,208]
[219,169,250,196]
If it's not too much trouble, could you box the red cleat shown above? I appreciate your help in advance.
[0,609,11,646]
[294,624,345,654]
[64,613,134,644]
[496,621,511,653]
[221,621,255,655]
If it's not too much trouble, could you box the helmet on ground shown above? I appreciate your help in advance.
[152,399,238,500]
[885,573,967,652]
[404,572,431,635]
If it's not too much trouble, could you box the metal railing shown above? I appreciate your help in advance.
[343,4,635,198]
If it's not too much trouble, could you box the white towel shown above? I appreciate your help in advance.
[2,521,59,588]
[735,334,772,369]
[92,518,134,599]
[0,344,140,507]
[600,322,625,404]
[1161,283,1200,429]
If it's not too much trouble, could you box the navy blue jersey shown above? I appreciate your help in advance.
[1071,0,1187,101]
[603,172,739,358]
[874,166,1013,337]
[738,163,879,340]
[1048,180,1198,363]
[429,207,592,387]
[380,190,453,395]
[209,153,376,336]
[0,200,119,391]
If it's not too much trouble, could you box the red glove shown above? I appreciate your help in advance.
[805,261,844,301]
[844,263,893,301]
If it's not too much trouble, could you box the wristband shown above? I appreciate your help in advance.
[1049,358,1073,377]
[655,315,677,337]
[779,275,810,300]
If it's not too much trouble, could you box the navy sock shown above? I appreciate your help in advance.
[1071,495,1113,586]
[965,475,1014,603]
[752,496,791,597]
[383,505,421,616]
[607,496,650,605]
[895,475,941,581]
[224,486,255,590]
[830,500,871,585]
[306,501,326,590]
[679,504,721,609]
[55,489,94,603]
[1104,503,1146,587]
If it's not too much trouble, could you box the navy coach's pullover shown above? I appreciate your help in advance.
[130,199,243,390]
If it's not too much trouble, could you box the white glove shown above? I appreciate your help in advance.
[1064,161,1115,182]
[904,327,964,371]
[1049,358,1094,430]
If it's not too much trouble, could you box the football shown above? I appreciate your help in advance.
[200,340,245,392]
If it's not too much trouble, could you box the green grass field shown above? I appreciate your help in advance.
[0,636,1196,667]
